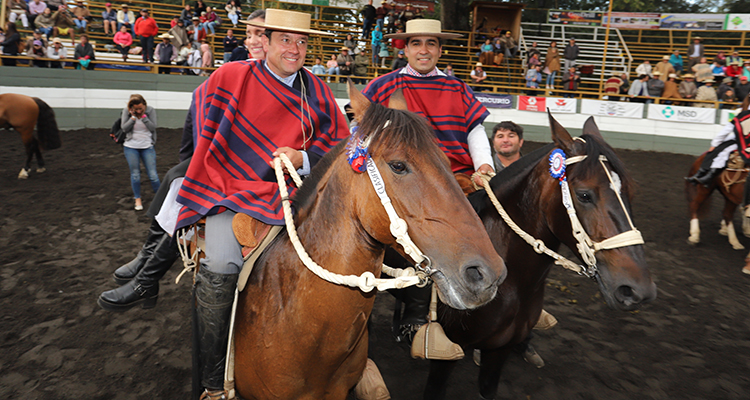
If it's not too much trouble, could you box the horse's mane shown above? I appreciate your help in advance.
[576,133,636,200]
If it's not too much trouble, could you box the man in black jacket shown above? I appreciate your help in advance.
[736,76,750,102]
[563,37,579,71]
[360,0,376,39]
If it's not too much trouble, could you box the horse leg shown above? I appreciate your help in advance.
[743,214,750,238]
[477,347,512,400]
[722,201,744,250]
[719,220,728,236]
[34,141,46,173]
[688,218,700,245]
[423,359,459,400]
[18,131,36,179]
[687,185,711,245]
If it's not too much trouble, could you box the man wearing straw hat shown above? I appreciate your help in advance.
[173,9,349,399]
[155,33,178,74]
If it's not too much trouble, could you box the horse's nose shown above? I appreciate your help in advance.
[462,259,507,292]
[614,282,657,308]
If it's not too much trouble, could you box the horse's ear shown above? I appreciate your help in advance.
[548,110,574,153]
[582,116,604,140]
[347,78,370,122]
[742,94,750,112]
[388,88,408,111]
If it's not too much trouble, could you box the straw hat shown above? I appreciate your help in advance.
[121,3,128,7]
[245,8,332,36]
[384,19,462,40]
[662,55,669,60]
[682,73,694,78]
[653,71,661,76]
[668,73,677,79]
[158,33,173,39]
[475,62,482,67]
[52,37,62,44]
[723,77,733,83]
[731,61,740,66]
[703,78,715,83]
[339,46,350,51]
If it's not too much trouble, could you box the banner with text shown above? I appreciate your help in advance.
[581,99,644,118]
[720,108,743,124]
[659,13,725,30]
[603,12,660,29]
[518,96,577,113]
[475,93,513,109]
[548,10,602,26]
[726,14,750,30]
[647,104,716,124]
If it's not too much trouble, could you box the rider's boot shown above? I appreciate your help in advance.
[395,285,431,345]
[196,268,239,400]
[97,233,179,311]
[113,219,167,285]
[694,168,723,187]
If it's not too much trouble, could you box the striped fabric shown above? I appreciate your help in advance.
[175,60,349,230]
[362,69,490,174]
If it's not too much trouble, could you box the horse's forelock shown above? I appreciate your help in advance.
[577,134,635,200]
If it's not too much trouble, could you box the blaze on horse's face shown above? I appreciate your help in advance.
[346,81,507,310]
[548,115,656,311]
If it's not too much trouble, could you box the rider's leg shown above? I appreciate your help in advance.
[397,284,431,344]
[113,218,166,284]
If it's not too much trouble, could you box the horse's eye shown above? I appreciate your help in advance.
[388,161,408,175]
[576,191,593,203]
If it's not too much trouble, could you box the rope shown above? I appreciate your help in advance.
[175,228,200,284]
[722,169,747,193]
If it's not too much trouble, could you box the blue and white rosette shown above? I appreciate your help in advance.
[549,148,566,182]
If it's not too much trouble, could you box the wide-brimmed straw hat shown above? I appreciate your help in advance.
[682,73,694,78]
[384,19,462,40]
[662,55,669,60]
[668,73,677,79]
[245,8,332,36]
[339,46,350,51]
[703,78,715,83]
[158,33,173,39]
[52,37,62,44]
[653,71,661,76]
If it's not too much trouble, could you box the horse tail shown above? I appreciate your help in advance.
[685,154,712,219]
[32,97,62,151]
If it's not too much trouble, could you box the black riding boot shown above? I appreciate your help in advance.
[395,284,431,345]
[97,233,179,311]
[113,219,168,285]
[195,268,239,394]
[689,168,723,187]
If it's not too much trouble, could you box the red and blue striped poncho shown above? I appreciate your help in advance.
[175,60,349,230]
[362,69,490,174]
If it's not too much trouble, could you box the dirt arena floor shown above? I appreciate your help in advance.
[1,127,749,400]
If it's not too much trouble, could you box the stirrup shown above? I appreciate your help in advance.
[409,285,464,361]
[533,309,558,330]
[354,358,391,400]
[199,389,228,400]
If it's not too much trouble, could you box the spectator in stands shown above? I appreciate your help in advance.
[391,49,407,70]
[1,22,21,66]
[120,94,160,211]
[113,24,132,61]
[168,19,189,50]
[686,37,703,70]
[176,43,191,70]
[73,0,90,32]
[713,50,726,66]
[337,46,354,77]
[635,59,652,78]
[371,24,383,66]
[727,51,743,66]
[45,0,63,12]
[225,0,240,28]
[478,38,493,65]
[528,41,541,61]
[491,121,524,172]
[604,74,623,101]
[35,8,55,39]
[669,49,683,73]
[27,29,48,51]
[343,33,356,53]
[720,88,736,109]
[711,59,726,80]
[102,3,117,36]
[472,62,488,92]
[116,4,134,32]
[692,57,712,83]
[199,40,212,76]
[180,4,192,26]
[655,55,674,82]
[736,76,750,102]
[525,64,541,95]
[390,27,405,58]
[679,73,697,103]
[155,33,178,74]
[726,61,742,85]
[375,2,387,31]
[8,0,29,29]
[743,61,750,79]
[361,0,376,39]
[204,6,220,36]
[193,0,206,18]
[500,30,517,59]
[52,5,76,45]
[311,56,325,75]
[695,78,717,108]
[628,74,650,103]
[30,39,47,67]
[618,72,630,97]
[560,66,579,98]
[662,73,682,105]
[47,37,67,68]
[74,34,95,70]
[527,52,541,70]
[28,0,47,28]
[398,4,416,26]
[326,53,339,79]
[717,77,734,100]
[353,47,370,84]
[169,16,179,28]
[135,8,158,63]
[444,63,454,77]
[189,16,206,47]
[647,71,664,99]
[544,41,560,89]
[563,37,579,71]
[222,29,238,63]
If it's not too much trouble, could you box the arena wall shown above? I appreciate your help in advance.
[1,66,718,155]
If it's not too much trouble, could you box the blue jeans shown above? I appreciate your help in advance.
[546,71,556,86]
[74,19,87,29]
[123,146,160,199]
[372,43,380,65]
[228,13,239,26]
[202,21,216,35]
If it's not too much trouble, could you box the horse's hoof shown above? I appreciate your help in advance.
[36,167,46,173]
[732,243,745,250]
[743,262,750,275]
[687,238,699,246]
[18,169,29,179]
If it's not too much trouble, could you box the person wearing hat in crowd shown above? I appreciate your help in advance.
[726,60,742,84]
[662,73,683,105]
[687,36,704,71]
[102,3,117,36]
[47,36,67,68]
[353,46,370,84]
[679,73,698,102]
[728,50,743,65]
[154,33,178,74]
[168,17,189,49]
[74,33,95,70]
[30,38,48,67]
[499,30,518,59]
[73,0,90,32]
[647,71,665,99]
[391,48,407,70]
[26,28,48,51]
[336,45,354,77]
[35,8,55,39]
[52,4,76,45]
[113,24,132,62]
[28,0,47,28]
[736,75,750,102]
[669,49,683,73]
[655,55,675,82]
[471,61,488,92]
[116,4,134,32]
[173,9,349,398]
[695,77,717,108]
[134,8,158,63]
[188,16,206,47]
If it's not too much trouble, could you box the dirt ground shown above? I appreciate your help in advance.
[1,128,749,400]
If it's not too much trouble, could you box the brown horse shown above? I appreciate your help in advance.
[421,114,657,400]
[0,93,61,179]
[231,84,507,399]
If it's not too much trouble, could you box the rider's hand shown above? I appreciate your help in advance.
[473,163,494,186]
[271,147,303,172]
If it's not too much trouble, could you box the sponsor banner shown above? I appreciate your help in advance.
[726,14,750,31]
[647,104,716,124]
[602,12,661,29]
[581,99,644,118]
[475,93,513,109]
[518,96,577,113]
[660,13,725,30]
[548,10,602,26]
[720,108,742,124]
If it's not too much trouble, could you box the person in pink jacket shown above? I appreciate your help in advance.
[113,24,132,61]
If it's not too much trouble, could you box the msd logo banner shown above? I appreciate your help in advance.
[647,104,716,124]
[518,96,577,113]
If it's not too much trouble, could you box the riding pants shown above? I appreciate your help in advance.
[202,211,243,275]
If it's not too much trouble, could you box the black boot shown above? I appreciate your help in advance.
[195,268,238,393]
[113,219,168,285]
[691,168,723,187]
[395,284,431,345]
[98,234,179,312]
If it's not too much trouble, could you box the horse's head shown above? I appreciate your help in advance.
[345,81,506,310]
[545,113,656,311]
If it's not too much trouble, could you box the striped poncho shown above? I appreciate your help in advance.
[362,68,490,174]
[175,60,349,230]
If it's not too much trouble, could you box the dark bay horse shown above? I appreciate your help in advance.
[0,93,61,179]
[422,114,657,400]
[232,84,507,399]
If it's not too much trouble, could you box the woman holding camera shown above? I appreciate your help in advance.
[121,94,160,210]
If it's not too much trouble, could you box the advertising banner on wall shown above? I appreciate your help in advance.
[581,99,644,118]
[725,14,750,31]
[474,93,513,109]
[647,104,716,124]
[518,96,577,113]
[720,108,743,124]
[548,10,602,26]
[659,14,725,30]
[602,12,661,29]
